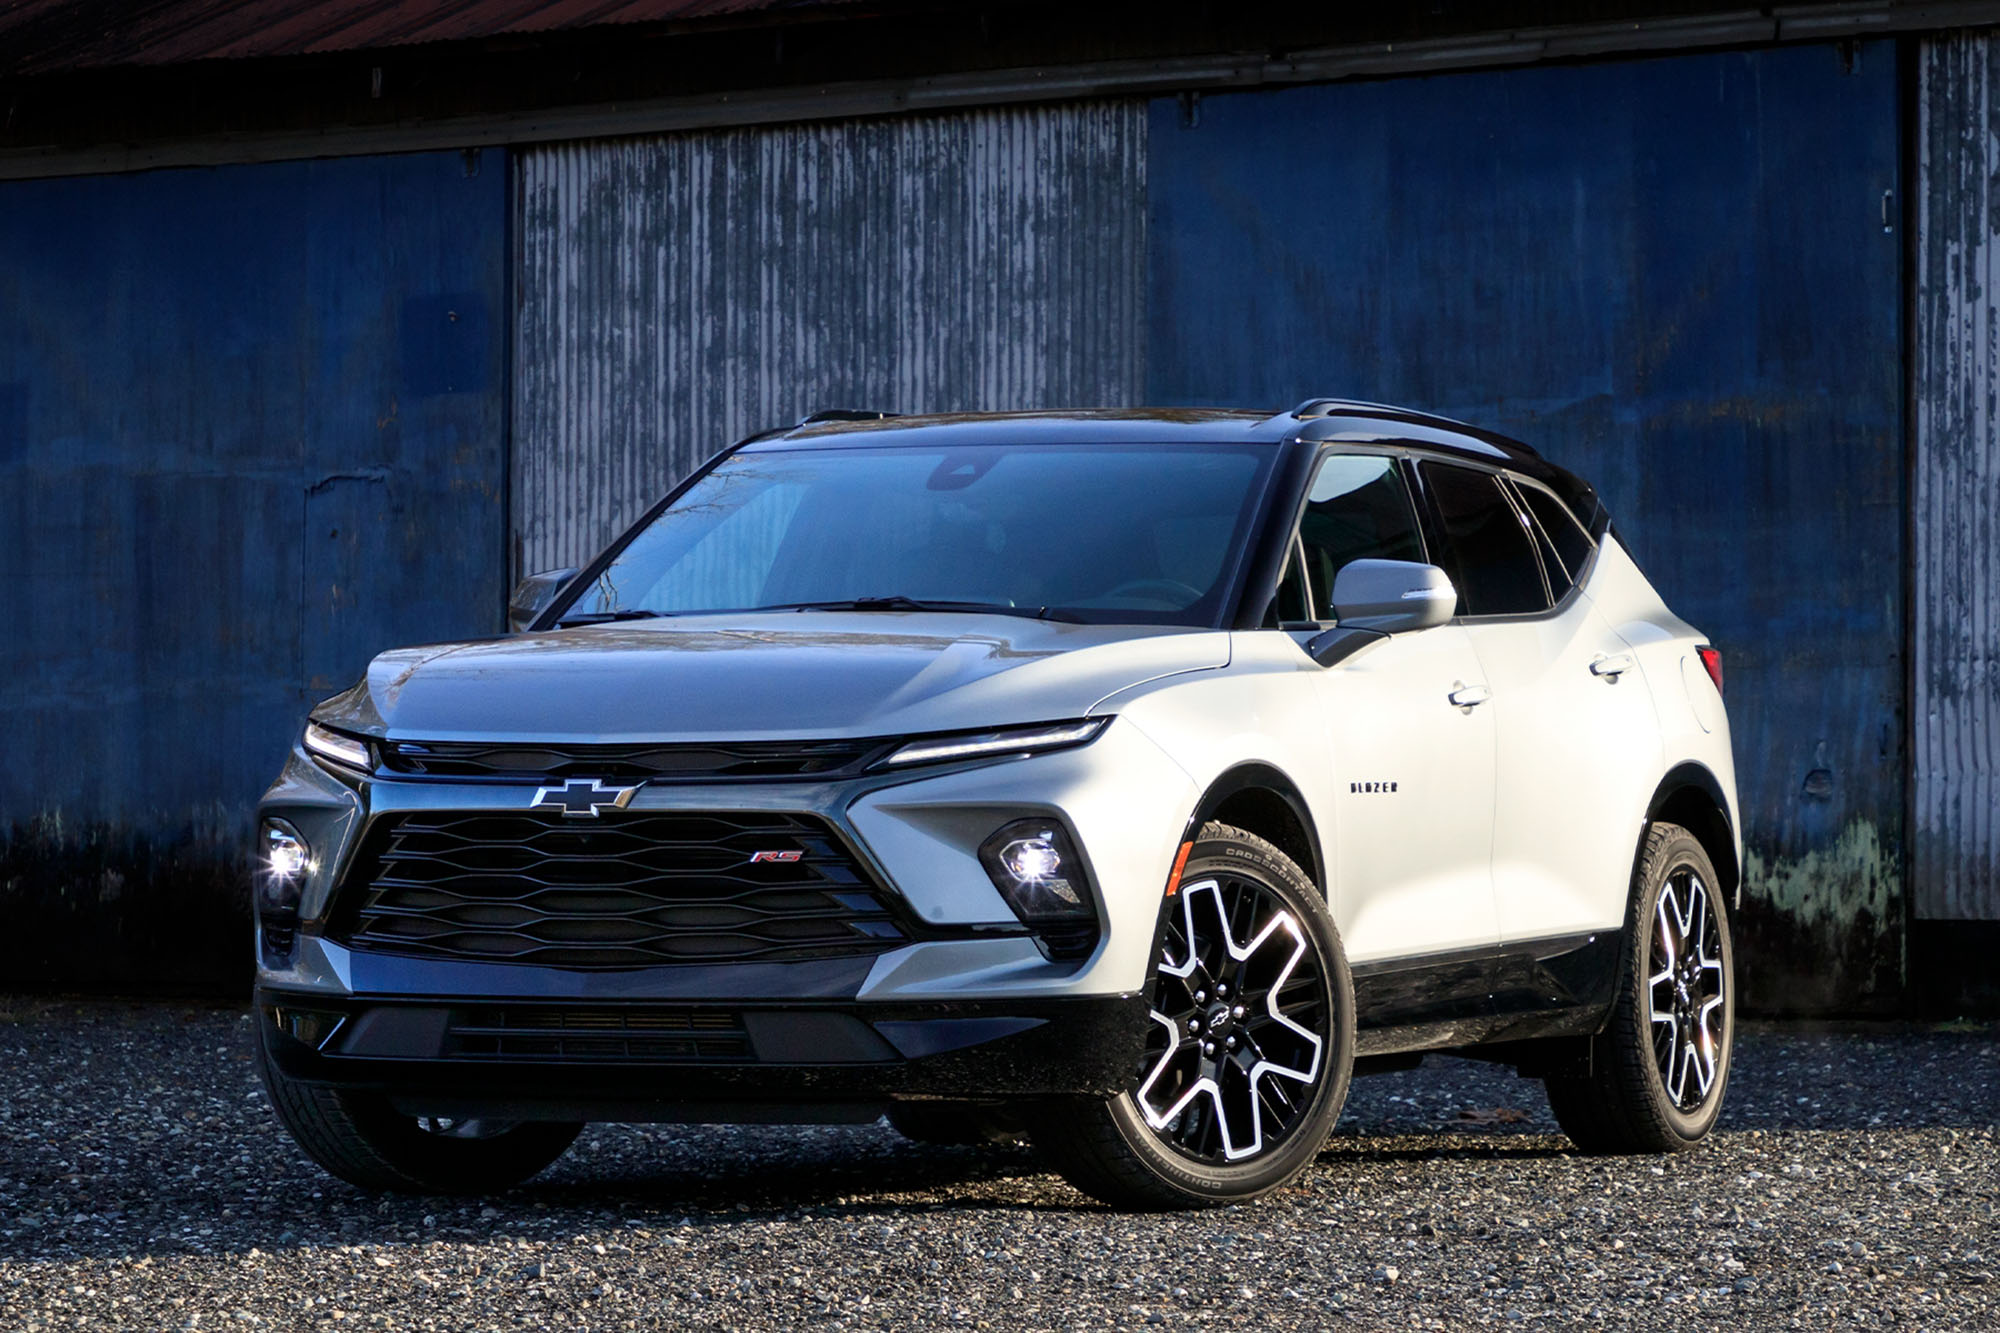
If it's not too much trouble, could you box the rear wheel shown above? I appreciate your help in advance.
[1035,822,1354,1208]
[1544,822,1734,1152]
[258,1023,581,1193]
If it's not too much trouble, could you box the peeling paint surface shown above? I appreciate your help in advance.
[1915,34,2000,924]
[0,808,249,992]
[1742,820,1902,1013]
[512,102,1148,575]
[0,152,509,987]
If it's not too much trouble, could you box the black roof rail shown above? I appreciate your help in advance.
[1287,396,1543,461]
[1289,396,1413,420]
[797,408,900,425]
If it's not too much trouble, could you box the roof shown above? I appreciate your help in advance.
[751,403,1603,528]
[0,0,880,78]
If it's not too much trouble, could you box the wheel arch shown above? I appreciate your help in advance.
[1645,763,1740,908]
[1184,763,1326,894]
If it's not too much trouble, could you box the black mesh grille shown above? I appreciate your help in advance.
[337,811,909,969]
[377,739,887,782]
[445,1006,752,1062]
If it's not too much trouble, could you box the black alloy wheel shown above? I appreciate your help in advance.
[1648,863,1727,1111]
[1135,872,1331,1163]
[1034,822,1354,1208]
[1544,822,1735,1153]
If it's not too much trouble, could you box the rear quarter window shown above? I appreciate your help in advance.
[1515,481,1596,590]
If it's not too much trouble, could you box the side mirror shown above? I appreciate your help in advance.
[1304,560,1458,667]
[507,568,578,634]
[1330,559,1457,634]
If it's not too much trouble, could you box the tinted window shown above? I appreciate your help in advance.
[1298,455,1426,619]
[1509,480,1572,597]
[1268,541,1311,626]
[559,443,1274,627]
[1516,481,1596,589]
[1421,463,1550,616]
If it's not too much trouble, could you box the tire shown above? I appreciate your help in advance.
[1544,822,1735,1153]
[257,1023,582,1193]
[887,1103,1024,1147]
[1035,822,1355,1209]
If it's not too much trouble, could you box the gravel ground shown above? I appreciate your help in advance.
[0,1000,1993,1331]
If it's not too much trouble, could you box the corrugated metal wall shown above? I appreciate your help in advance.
[1146,44,1905,1011]
[0,150,509,989]
[1915,33,2000,923]
[512,101,1148,575]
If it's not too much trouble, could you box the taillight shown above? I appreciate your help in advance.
[1696,645,1723,696]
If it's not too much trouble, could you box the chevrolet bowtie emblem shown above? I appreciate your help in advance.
[529,778,642,819]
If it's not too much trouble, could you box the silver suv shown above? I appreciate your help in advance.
[255,402,1739,1208]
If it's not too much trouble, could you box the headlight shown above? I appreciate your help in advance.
[303,721,371,773]
[878,718,1109,768]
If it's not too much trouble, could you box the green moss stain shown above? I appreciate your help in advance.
[1738,819,1903,1015]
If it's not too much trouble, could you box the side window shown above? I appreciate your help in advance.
[1508,479,1574,599]
[1515,480,1596,589]
[1298,454,1427,620]
[1420,462,1550,616]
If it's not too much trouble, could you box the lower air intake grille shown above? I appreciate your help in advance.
[445,1006,751,1062]
[338,811,908,969]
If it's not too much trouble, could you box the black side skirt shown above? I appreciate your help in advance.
[1351,930,1622,1058]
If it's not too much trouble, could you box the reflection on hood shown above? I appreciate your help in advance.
[313,611,1231,742]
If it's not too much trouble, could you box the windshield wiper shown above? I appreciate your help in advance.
[759,596,1081,623]
[555,609,672,627]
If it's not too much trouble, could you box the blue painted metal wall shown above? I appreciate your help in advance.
[0,149,508,989]
[1147,44,1904,1012]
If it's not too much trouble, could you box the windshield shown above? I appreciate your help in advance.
[555,443,1276,627]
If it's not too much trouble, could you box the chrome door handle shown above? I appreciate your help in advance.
[1448,683,1491,708]
[1590,653,1634,679]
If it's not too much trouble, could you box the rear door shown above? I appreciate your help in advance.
[1416,461,1662,942]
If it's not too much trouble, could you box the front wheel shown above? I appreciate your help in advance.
[1544,822,1735,1152]
[1035,822,1355,1208]
[258,1023,582,1193]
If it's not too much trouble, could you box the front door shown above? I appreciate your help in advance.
[1292,452,1500,965]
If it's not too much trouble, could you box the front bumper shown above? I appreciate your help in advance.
[257,717,1199,1002]
[257,986,1149,1122]
[253,720,1193,1121]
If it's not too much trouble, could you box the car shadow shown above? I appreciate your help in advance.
[0,1016,1993,1266]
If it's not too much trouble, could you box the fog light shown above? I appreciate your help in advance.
[265,822,309,880]
[1001,836,1065,887]
[258,820,310,963]
[979,819,1092,922]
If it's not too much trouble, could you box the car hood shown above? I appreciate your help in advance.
[311,611,1231,742]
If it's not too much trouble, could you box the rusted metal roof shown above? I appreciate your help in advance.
[0,0,883,78]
